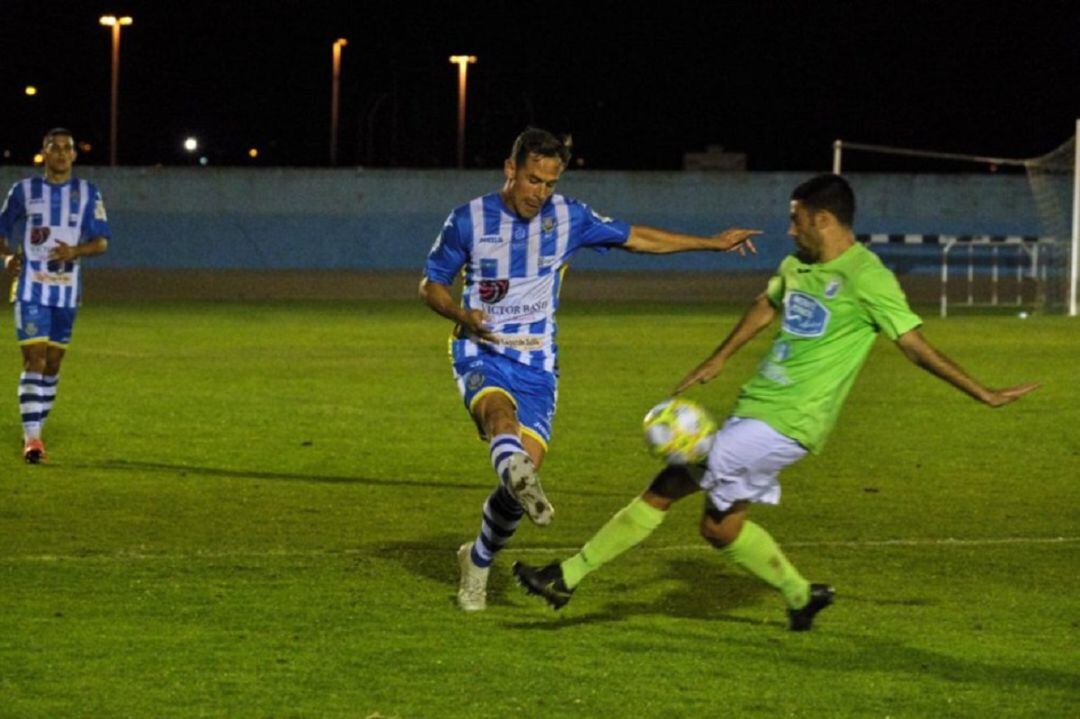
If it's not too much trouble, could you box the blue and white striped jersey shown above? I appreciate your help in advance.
[424,192,631,374]
[0,176,111,308]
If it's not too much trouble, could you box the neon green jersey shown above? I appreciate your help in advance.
[733,243,922,454]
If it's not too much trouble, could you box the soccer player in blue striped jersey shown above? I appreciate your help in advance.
[1,128,110,463]
[421,128,760,611]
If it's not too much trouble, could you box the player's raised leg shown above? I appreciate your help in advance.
[514,465,700,609]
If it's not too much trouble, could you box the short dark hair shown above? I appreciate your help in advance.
[791,174,855,227]
[509,127,572,168]
[43,127,74,146]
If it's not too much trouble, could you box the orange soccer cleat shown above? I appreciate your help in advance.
[23,438,46,464]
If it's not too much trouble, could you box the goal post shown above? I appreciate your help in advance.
[832,121,1079,316]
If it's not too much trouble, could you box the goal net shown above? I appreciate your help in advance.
[1024,134,1077,314]
[832,121,1079,316]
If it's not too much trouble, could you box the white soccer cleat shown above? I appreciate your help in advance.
[504,454,554,527]
[457,542,489,612]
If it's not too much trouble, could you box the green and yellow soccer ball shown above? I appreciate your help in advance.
[642,398,717,465]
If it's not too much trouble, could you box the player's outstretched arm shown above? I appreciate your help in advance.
[674,293,777,394]
[625,226,761,255]
[895,329,1040,407]
[418,277,495,342]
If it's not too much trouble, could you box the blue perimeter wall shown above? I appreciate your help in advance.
[0,167,1039,272]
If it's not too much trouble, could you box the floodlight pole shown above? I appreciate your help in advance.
[1070,117,1079,316]
[449,55,477,169]
[330,38,347,166]
[99,15,132,167]
[832,140,842,174]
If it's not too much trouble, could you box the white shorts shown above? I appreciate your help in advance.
[692,417,807,511]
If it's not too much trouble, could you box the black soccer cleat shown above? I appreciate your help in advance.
[788,583,835,631]
[512,560,574,610]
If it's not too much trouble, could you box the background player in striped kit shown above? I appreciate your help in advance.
[421,127,761,611]
[1,128,110,463]
[513,174,1039,629]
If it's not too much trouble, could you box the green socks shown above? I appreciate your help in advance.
[723,520,809,609]
[560,497,666,589]
[556,501,808,610]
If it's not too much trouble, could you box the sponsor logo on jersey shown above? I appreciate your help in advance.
[824,279,842,298]
[479,279,510,303]
[484,299,549,316]
[94,196,107,220]
[478,234,502,244]
[771,340,791,362]
[590,208,614,223]
[30,227,50,245]
[494,334,545,351]
[760,361,792,385]
[783,291,830,337]
[541,217,556,233]
[33,271,72,284]
[513,227,527,240]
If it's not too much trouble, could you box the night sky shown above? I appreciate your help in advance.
[2,0,1078,170]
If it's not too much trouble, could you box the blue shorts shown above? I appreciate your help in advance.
[15,301,77,347]
[452,352,557,449]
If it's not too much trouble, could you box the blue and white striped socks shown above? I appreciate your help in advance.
[471,484,525,568]
[18,372,44,441]
[489,433,525,487]
[470,433,529,568]
[40,375,59,426]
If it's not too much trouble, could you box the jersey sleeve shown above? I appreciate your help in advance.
[423,212,468,285]
[764,257,793,307]
[566,200,631,253]
[857,264,922,340]
[0,182,25,239]
[81,185,112,241]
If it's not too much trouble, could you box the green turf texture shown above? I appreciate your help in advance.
[1,300,1077,718]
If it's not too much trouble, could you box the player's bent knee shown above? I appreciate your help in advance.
[646,465,699,503]
[700,506,745,548]
[700,519,736,548]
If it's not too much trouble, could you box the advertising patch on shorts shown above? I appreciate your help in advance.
[465,371,485,391]
[783,291,830,337]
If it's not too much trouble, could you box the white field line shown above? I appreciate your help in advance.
[1,536,1077,563]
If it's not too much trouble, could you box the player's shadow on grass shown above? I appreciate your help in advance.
[722,631,1079,694]
[80,460,629,498]
[81,459,492,491]
[504,556,778,629]
[375,534,520,610]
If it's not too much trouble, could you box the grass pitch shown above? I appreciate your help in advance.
[1,299,1077,718]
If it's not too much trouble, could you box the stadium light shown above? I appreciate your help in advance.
[183,137,198,153]
[330,38,347,166]
[24,86,37,96]
[449,55,477,168]
[99,14,133,166]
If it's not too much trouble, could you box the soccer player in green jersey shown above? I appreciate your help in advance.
[513,174,1039,630]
